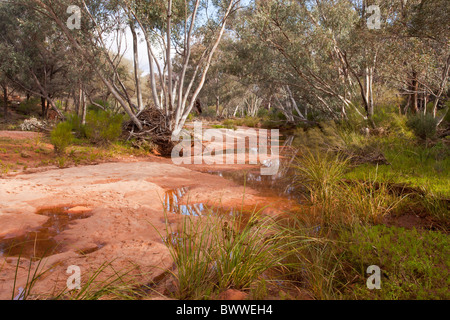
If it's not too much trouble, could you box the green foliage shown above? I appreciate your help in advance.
[340,225,450,299]
[346,137,450,196]
[161,209,303,299]
[222,119,237,130]
[187,113,195,121]
[291,121,346,151]
[201,105,217,118]
[257,108,269,117]
[84,110,124,145]
[293,151,404,226]
[273,110,287,121]
[50,121,73,154]
[406,113,437,140]
[415,191,449,225]
[386,113,415,138]
[55,100,64,110]
[211,124,226,129]
[66,113,86,138]
[17,98,40,115]
[242,116,259,128]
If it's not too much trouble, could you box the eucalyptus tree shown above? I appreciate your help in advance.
[122,0,241,136]
[378,0,450,120]
[0,1,73,119]
[229,0,448,127]
[21,0,240,137]
[0,44,14,119]
[231,0,361,122]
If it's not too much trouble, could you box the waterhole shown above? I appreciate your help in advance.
[0,206,93,259]
[207,169,302,201]
[164,187,238,216]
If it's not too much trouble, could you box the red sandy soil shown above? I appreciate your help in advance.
[0,130,299,299]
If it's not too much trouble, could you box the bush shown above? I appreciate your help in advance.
[274,110,287,121]
[257,108,269,117]
[50,122,73,154]
[222,119,238,129]
[387,114,415,138]
[66,114,86,138]
[162,209,303,299]
[406,113,437,140]
[201,105,217,118]
[17,98,41,115]
[242,116,259,128]
[84,110,124,145]
[340,225,450,299]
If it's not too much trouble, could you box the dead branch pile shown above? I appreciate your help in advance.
[20,117,52,132]
[123,108,175,156]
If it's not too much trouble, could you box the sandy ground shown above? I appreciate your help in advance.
[0,144,293,299]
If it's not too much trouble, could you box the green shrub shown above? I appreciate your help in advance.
[387,113,415,138]
[187,113,195,121]
[340,224,450,299]
[66,114,86,138]
[222,119,238,129]
[274,111,287,121]
[161,209,304,299]
[84,110,124,145]
[242,116,259,128]
[372,104,400,128]
[50,122,73,154]
[406,113,437,140]
[257,108,269,117]
[293,151,350,225]
[201,105,217,118]
[17,98,41,115]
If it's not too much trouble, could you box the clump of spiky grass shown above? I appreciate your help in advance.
[417,190,449,225]
[3,239,149,300]
[160,206,311,299]
[162,214,218,300]
[7,252,146,300]
[273,212,347,300]
[292,151,406,227]
[342,178,407,225]
[292,150,349,226]
[214,212,303,291]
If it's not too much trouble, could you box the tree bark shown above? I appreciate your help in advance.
[3,85,7,119]
[81,88,87,125]
[167,0,173,114]
[41,96,46,119]
[412,71,419,113]
[216,96,220,117]
[173,0,236,136]
[433,54,450,119]
[130,21,144,112]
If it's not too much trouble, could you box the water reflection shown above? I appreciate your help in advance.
[164,187,239,217]
[0,206,93,259]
